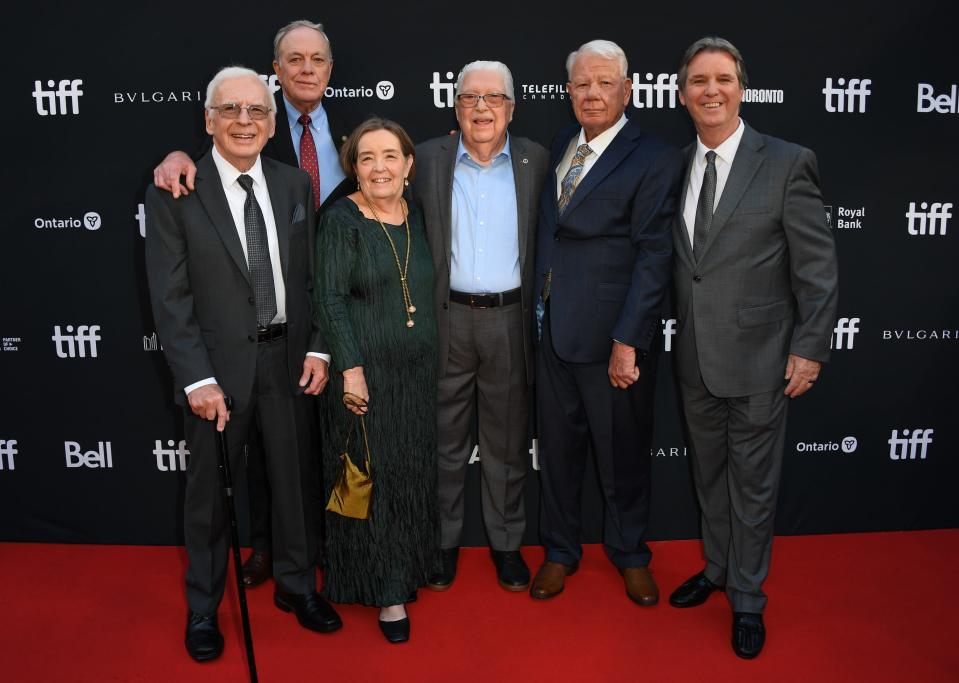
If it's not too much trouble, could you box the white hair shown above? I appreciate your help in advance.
[566,39,628,80]
[455,60,515,100]
[204,66,275,111]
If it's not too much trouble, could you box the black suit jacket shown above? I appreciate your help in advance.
[535,118,682,362]
[145,151,324,413]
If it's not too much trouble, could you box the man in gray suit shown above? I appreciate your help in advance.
[667,37,838,659]
[146,67,341,662]
[412,60,548,591]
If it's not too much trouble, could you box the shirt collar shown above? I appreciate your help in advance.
[577,114,628,157]
[696,117,745,165]
[211,145,266,189]
[283,94,326,130]
[456,133,512,165]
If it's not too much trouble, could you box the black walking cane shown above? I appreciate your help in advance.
[215,396,258,683]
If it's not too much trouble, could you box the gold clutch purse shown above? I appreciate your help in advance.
[326,413,373,519]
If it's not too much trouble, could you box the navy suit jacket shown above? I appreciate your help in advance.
[535,118,682,363]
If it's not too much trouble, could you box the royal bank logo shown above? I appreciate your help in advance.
[325,80,395,101]
[888,429,933,460]
[112,89,203,104]
[52,324,101,358]
[34,212,102,231]
[2,337,21,352]
[796,436,858,454]
[823,77,871,113]
[143,332,162,351]
[881,327,958,342]
[917,83,959,114]
[0,440,17,470]
[33,79,83,116]
[906,202,952,236]
[521,83,567,101]
[831,317,860,350]
[65,441,113,469]
[154,439,189,472]
[824,205,865,230]
[661,318,676,352]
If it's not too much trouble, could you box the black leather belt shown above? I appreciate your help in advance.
[257,323,287,343]
[449,288,521,309]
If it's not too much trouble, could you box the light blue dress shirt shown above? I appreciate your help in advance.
[282,96,346,204]
[450,136,520,294]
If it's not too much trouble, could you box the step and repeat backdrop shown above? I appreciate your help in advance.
[2,2,956,546]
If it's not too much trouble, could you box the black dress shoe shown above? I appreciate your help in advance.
[669,571,721,608]
[732,612,765,659]
[274,590,343,633]
[427,548,459,591]
[241,550,272,587]
[490,550,530,591]
[378,617,410,643]
[185,611,224,662]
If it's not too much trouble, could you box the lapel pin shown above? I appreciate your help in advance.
[522,158,529,164]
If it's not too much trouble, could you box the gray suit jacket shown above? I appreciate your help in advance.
[672,123,838,397]
[412,134,549,383]
[145,152,325,413]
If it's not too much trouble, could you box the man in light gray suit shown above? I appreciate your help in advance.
[412,60,548,591]
[667,38,838,659]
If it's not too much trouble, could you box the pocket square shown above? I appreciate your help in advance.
[291,202,306,223]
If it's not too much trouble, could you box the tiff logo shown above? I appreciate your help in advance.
[65,441,113,468]
[0,440,17,470]
[52,324,101,358]
[430,71,456,108]
[33,79,83,116]
[888,429,933,460]
[154,439,189,471]
[135,203,145,237]
[662,318,676,351]
[823,77,871,113]
[632,73,678,109]
[831,317,860,350]
[906,202,952,236]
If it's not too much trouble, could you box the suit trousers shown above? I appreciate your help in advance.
[182,339,316,616]
[679,365,789,614]
[536,309,655,569]
[436,300,528,551]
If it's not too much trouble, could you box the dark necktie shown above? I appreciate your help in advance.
[236,174,277,327]
[298,114,321,211]
[693,150,717,261]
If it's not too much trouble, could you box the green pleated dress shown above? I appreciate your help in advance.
[313,197,441,607]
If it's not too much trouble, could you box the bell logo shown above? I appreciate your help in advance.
[831,317,860,350]
[430,71,456,108]
[823,77,871,113]
[661,318,677,352]
[65,441,113,469]
[154,440,189,472]
[0,440,17,471]
[32,79,84,116]
[906,202,952,236]
[916,83,959,113]
[888,429,933,460]
[52,324,101,358]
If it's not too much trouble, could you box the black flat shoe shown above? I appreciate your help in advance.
[732,612,765,659]
[669,571,721,608]
[378,617,410,643]
[274,590,343,633]
[490,550,530,591]
[185,611,223,662]
[427,548,459,591]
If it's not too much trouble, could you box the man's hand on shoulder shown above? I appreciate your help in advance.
[784,354,822,398]
[608,341,641,389]
[187,384,230,431]
[153,151,196,198]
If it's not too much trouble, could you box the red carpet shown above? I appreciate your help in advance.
[0,531,956,682]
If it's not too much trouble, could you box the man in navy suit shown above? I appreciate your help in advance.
[530,40,682,605]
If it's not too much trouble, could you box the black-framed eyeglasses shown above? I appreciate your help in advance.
[208,103,272,120]
[455,93,511,108]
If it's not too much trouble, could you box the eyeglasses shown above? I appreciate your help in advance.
[208,103,272,120]
[455,93,511,108]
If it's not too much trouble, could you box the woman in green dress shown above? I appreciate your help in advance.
[313,118,440,643]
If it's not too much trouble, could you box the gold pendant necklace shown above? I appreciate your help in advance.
[365,196,416,328]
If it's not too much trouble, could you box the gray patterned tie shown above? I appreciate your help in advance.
[693,150,717,261]
[557,143,592,215]
[237,174,277,327]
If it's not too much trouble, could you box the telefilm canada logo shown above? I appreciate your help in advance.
[906,202,952,236]
[795,436,858,454]
[0,440,17,471]
[34,212,102,231]
[32,79,83,116]
[888,429,933,460]
[823,77,871,113]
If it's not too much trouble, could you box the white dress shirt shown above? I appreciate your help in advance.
[555,114,629,198]
[683,118,746,246]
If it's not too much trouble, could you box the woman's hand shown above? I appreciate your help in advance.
[342,366,369,415]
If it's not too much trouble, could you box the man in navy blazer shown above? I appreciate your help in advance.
[530,40,682,604]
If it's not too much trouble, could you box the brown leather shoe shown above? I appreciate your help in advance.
[241,550,272,587]
[529,561,578,600]
[621,566,659,606]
